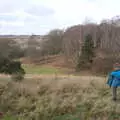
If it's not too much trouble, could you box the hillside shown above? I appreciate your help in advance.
[63,22,120,59]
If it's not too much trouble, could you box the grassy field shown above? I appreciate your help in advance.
[0,75,120,120]
[22,64,62,74]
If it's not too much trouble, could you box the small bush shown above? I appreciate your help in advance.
[11,72,24,82]
[11,66,25,82]
[91,57,114,75]
[0,58,25,82]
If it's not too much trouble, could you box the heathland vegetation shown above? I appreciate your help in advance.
[0,16,120,119]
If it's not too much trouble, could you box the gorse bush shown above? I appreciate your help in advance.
[0,38,25,82]
[0,59,25,81]
[11,72,25,82]
[0,78,120,120]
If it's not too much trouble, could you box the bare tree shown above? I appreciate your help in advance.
[25,35,41,58]
[0,38,24,59]
[41,29,64,56]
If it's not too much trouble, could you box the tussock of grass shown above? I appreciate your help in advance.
[0,77,120,120]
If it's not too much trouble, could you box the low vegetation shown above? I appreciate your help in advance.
[0,76,119,120]
[22,64,62,74]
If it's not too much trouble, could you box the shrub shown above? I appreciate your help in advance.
[11,72,25,82]
[0,58,25,82]
[91,57,115,75]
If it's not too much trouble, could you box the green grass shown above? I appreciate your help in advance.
[2,115,16,120]
[22,64,62,74]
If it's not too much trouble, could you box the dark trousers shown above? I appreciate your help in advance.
[113,87,117,99]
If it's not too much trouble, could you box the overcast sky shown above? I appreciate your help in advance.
[0,0,120,35]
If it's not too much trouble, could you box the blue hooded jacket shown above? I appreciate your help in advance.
[107,70,120,87]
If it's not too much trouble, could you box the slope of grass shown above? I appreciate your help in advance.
[22,64,62,74]
[0,76,120,120]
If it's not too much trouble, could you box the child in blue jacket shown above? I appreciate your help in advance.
[107,63,120,101]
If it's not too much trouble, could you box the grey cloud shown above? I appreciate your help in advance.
[0,0,17,13]
[0,14,59,35]
[0,0,55,16]
[25,5,55,16]
[0,0,57,35]
[0,0,31,13]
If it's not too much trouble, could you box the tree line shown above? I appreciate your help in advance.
[1,16,120,76]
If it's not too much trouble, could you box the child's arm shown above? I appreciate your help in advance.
[107,73,113,87]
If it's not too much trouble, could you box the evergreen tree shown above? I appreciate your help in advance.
[81,34,94,62]
[76,34,95,70]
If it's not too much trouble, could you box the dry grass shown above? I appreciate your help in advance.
[0,75,120,120]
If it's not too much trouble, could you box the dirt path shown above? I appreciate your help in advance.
[0,73,107,85]
[0,73,105,78]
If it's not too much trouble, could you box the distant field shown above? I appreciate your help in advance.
[22,64,62,74]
